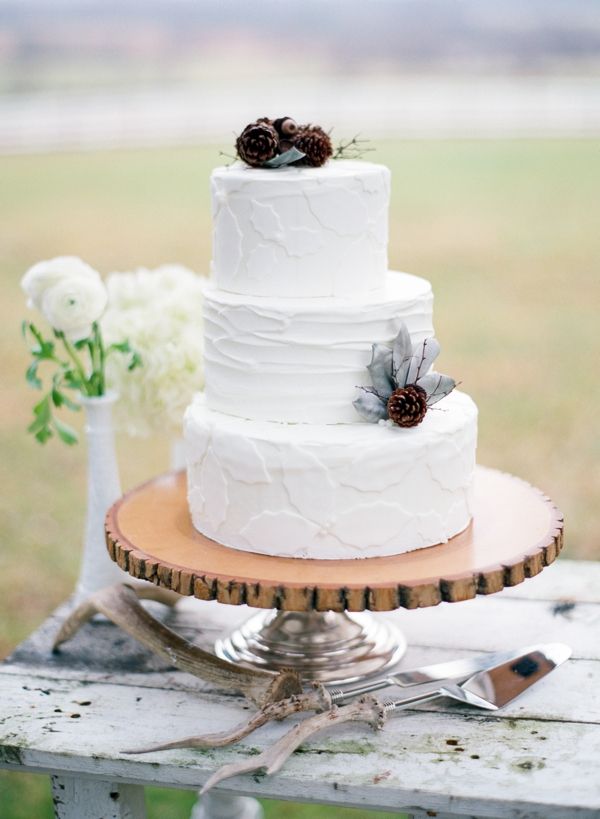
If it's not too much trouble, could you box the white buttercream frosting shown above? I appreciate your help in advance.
[204,271,434,424]
[211,160,390,298]
[184,390,478,559]
[183,157,480,560]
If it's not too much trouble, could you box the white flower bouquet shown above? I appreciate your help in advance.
[21,257,140,444]
[101,265,205,437]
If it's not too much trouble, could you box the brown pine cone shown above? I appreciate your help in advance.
[387,385,428,428]
[294,125,333,167]
[236,121,279,167]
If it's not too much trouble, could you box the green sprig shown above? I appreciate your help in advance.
[332,135,373,161]
[22,320,141,446]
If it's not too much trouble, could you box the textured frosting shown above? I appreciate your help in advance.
[204,271,434,424]
[184,390,478,560]
[211,160,390,298]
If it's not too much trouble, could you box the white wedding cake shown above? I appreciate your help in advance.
[184,143,477,559]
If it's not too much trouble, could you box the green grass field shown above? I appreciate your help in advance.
[1,140,598,817]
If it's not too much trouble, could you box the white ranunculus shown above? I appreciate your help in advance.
[40,274,108,341]
[21,256,101,311]
[21,256,108,340]
[102,265,205,437]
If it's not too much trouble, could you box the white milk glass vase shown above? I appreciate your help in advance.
[75,391,127,598]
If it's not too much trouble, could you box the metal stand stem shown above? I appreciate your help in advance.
[215,609,406,684]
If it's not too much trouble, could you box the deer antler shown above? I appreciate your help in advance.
[124,682,332,754]
[200,695,387,794]
[53,584,302,706]
[53,583,180,646]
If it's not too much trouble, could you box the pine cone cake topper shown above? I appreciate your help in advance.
[235,120,279,167]
[294,125,333,167]
[233,116,362,169]
[353,323,457,427]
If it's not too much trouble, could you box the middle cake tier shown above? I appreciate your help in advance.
[204,270,434,424]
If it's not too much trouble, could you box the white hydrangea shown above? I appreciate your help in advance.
[101,265,205,437]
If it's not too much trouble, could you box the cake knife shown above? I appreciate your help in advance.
[328,643,557,705]
[198,644,571,794]
[381,642,571,713]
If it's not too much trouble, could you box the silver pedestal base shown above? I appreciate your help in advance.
[215,609,406,684]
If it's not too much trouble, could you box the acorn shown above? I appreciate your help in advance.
[272,117,299,138]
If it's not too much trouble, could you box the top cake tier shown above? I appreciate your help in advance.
[211,160,390,298]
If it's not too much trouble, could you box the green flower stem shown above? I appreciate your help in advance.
[58,332,97,396]
[86,338,98,394]
[93,322,106,394]
[24,318,138,446]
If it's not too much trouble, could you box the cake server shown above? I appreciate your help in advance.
[328,642,566,705]
[381,642,571,713]
[199,643,571,794]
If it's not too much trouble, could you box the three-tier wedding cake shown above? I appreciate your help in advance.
[184,122,477,560]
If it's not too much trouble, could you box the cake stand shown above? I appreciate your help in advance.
[105,466,563,684]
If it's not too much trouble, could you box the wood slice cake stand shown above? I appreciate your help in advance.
[105,465,563,684]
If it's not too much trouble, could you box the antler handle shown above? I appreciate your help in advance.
[200,695,386,794]
[53,584,302,706]
[124,684,332,755]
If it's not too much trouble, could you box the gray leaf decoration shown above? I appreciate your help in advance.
[392,323,413,386]
[367,344,395,400]
[416,372,456,405]
[263,147,306,168]
[353,391,388,422]
[353,321,458,425]
[406,337,440,384]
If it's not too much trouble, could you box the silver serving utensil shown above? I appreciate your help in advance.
[328,643,553,705]
[382,642,571,714]
[196,644,572,796]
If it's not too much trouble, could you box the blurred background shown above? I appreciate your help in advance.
[1,1,599,817]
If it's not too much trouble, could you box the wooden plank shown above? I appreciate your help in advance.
[0,675,598,818]
[3,608,599,695]
[2,650,599,727]
[1,649,598,725]
[381,596,600,661]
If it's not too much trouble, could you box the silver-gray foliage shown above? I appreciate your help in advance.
[353,323,457,423]
[263,147,306,167]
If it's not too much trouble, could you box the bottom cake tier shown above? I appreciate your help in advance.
[184,391,478,560]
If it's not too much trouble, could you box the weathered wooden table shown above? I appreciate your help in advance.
[1,559,599,819]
